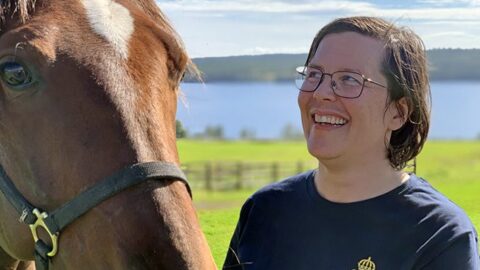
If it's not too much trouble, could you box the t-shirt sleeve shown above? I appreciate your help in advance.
[420,232,479,270]
[223,198,254,270]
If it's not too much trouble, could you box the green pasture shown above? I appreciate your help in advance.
[178,139,480,266]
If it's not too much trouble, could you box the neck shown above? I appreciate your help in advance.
[314,157,409,203]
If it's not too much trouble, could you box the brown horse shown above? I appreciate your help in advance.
[0,0,216,269]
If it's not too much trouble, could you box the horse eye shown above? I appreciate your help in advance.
[0,62,34,90]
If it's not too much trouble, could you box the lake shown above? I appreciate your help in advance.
[177,81,480,140]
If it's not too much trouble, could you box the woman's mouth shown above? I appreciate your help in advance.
[312,114,348,126]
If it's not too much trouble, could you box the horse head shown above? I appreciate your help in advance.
[0,0,215,269]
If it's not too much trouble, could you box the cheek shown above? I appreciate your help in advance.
[298,93,311,122]
[297,92,304,108]
[297,93,311,134]
[346,98,385,130]
[360,91,388,116]
[297,92,311,112]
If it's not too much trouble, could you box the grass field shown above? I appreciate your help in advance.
[178,139,480,266]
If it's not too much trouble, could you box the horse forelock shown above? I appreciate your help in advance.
[80,0,134,59]
[0,0,37,28]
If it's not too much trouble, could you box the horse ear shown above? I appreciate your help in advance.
[130,0,191,84]
[129,0,165,23]
[184,61,203,83]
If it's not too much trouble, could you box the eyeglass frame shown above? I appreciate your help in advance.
[295,66,387,99]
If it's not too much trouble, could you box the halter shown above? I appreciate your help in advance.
[0,161,190,270]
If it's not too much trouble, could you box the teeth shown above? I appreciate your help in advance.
[314,115,347,125]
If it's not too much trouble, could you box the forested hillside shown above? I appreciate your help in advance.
[428,49,480,80]
[188,49,480,82]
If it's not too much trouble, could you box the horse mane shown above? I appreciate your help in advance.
[131,0,200,80]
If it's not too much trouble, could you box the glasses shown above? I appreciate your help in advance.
[295,66,386,99]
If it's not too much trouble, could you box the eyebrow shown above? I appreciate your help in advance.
[339,67,363,74]
[307,64,364,75]
[307,63,324,70]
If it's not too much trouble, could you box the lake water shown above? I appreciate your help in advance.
[177,81,480,140]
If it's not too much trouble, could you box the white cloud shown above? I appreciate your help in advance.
[158,0,480,22]
[424,31,473,38]
[242,46,309,55]
[158,0,375,13]
[422,31,480,49]
[158,0,480,57]
[419,0,480,6]
[377,8,480,21]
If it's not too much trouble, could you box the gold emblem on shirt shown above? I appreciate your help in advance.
[353,256,376,270]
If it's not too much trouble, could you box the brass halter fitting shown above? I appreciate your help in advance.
[29,209,59,257]
[0,161,189,270]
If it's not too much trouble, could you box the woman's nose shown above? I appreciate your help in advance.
[313,75,337,101]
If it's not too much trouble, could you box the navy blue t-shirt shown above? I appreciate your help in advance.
[223,171,479,270]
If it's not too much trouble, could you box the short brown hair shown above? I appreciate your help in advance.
[305,16,430,170]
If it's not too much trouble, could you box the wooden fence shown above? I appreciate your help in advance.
[181,161,316,190]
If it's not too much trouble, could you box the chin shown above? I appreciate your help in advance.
[306,139,342,161]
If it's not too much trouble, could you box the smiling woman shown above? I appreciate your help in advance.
[0,0,215,269]
[224,16,479,270]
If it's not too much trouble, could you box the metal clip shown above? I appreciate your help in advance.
[29,209,59,257]
[19,209,28,223]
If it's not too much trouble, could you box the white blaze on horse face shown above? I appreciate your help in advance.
[80,0,134,59]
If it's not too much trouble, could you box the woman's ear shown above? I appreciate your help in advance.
[388,97,409,131]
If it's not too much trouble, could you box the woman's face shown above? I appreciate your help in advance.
[298,32,404,167]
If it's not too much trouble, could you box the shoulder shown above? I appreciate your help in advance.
[233,170,315,239]
[406,174,475,231]
[405,174,478,254]
[237,170,315,220]
[249,170,315,204]
[405,175,479,267]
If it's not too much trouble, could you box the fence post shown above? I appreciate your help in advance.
[205,162,213,191]
[271,162,279,182]
[235,161,243,190]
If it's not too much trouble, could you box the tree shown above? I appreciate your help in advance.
[280,123,304,140]
[239,128,256,140]
[203,125,224,140]
[176,120,188,138]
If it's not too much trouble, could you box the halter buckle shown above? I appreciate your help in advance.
[29,209,59,257]
[19,209,28,223]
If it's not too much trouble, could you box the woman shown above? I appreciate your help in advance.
[223,17,479,270]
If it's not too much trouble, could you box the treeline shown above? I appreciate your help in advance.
[428,49,480,81]
[176,121,304,140]
[187,49,480,82]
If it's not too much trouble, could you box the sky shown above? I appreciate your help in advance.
[157,0,480,58]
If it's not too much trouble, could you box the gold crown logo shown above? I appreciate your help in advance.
[357,257,376,270]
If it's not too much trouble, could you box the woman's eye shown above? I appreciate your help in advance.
[0,62,34,89]
[306,71,322,79]
[340,75,361,86]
